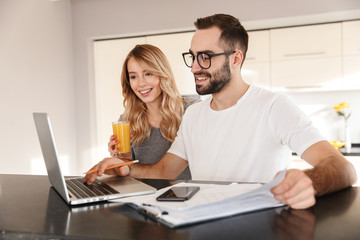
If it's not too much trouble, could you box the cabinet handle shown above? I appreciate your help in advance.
[284,51,326,57]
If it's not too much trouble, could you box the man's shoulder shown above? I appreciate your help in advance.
[249,85,289,104]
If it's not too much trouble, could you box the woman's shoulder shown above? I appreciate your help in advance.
[182,95,201,110]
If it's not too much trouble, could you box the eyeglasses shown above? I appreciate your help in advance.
[182,51,236,69]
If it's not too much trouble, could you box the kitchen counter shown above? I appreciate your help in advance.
[339,144,360,156]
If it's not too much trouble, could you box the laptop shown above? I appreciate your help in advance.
[33,112,156,205]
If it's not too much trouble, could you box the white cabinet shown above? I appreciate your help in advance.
[271,58,343,90]
[271,23,342,60]
[343,20,360,90]
[270,23,343,90]
[242,30,270,89]
[343,20,360,56]
[146,32,196,95]
[246,30,270,62]
[343,56,360,89]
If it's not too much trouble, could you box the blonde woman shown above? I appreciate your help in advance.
[108,44,198,179]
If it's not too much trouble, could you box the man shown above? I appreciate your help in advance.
[85,14,356,209]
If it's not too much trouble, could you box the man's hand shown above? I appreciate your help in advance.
[271,169,316,209]
[83,157,130,185]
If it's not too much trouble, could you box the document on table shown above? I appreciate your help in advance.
[111,170,286,228]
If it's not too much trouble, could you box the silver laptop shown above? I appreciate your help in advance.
[33,112,156,205]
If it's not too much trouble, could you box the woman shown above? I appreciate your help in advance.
[108,44,197,179]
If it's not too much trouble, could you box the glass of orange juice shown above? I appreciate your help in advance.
[112,121,131,158]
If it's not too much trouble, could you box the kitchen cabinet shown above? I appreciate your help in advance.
[271,57,343,90]
[270,23,343,91]
[343,20,360,90]
[242,30,271,89]
[343,20,360,56]
[270,23,342,61]
[343,56,360,89]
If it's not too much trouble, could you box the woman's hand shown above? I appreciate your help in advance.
[107,134,119,157]
[83,157,130,185]
[108,134,133,159]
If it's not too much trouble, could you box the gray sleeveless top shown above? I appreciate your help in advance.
[120,97,199,180]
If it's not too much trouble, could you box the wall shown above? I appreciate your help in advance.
[72,0,360,172]
[0,0,76,175]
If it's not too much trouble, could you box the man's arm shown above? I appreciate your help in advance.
[301,140,357,196]
[128,153,188,179]
[84,153,188,185]
[271,140,357,209]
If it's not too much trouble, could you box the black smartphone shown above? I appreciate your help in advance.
[156,186,200,201]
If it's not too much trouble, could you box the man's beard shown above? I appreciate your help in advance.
[195,57,231,95]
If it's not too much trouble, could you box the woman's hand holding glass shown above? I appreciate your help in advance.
[108,134,119,157]
[108,134,133,159]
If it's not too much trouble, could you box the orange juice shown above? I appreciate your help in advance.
[112,121,131,154]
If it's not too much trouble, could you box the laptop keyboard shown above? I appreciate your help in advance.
[66,178,119,199]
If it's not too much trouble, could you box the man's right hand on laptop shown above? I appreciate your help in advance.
[84,157,130,185]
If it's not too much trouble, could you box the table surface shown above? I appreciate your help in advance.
[0,174,359,240]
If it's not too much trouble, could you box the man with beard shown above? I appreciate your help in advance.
[85,14,356,209]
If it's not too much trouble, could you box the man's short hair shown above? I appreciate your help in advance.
[194,14,249,65]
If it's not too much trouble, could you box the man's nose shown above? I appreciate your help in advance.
[191,58,202,73]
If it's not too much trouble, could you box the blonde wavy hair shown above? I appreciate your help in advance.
[121,44,184,146]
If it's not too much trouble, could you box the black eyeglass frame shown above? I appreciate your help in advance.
[182,51,236,69]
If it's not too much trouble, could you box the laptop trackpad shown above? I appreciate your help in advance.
[98,176,154,193]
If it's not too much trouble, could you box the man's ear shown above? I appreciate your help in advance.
[232,50,244,67]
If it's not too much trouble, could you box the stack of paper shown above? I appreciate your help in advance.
[111,171,286,228]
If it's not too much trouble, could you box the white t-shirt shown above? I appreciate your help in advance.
[168,85,325,182]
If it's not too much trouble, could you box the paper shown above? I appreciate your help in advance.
[115,182,261,210]
[111,170,286,228]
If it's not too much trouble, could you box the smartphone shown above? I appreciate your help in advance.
[156,186,200,201]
